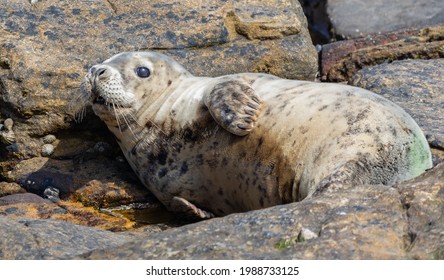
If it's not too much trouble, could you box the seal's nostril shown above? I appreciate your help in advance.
[97,68,106,76]
[90,66,97,74]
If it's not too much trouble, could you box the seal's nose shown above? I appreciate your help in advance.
[96,68,107,76]
[89,65,108,77]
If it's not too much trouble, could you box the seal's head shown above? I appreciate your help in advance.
[77,52,192,124]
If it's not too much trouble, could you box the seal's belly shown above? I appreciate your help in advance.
[125,123,296,216]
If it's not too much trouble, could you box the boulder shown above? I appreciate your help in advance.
[396,163,444,259]
[320,24,444,82]
[0,216,137,259]
[0,181,26,197]
[326,0,444,39]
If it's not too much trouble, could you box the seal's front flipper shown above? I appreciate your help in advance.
[170,196,215,220]
[204,79,263,136]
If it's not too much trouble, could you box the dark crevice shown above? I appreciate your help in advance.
[393,185,417,252]
[298,0,334,45]
[104,0,118,15]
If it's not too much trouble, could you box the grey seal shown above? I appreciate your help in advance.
[76,51,432,218]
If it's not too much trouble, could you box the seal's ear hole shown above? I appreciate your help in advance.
[135,67,151,78]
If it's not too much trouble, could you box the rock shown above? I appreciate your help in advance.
[7,155,152,204]
[0,192,50,206]
[0,0,317,160]
[349,59,444,164]
[0,193,135,231]
[79,163,444,260]
[0,216,137,259]
[74,179,157,209]
[43,186,60,202]
[0,118,15,145]
[396,162,444,259]
[42,134,56,144]
[327,0,444,39]
[41,143,54,157]
[298,227,318,241]
[0,181,26,197]
[320,24,444,82]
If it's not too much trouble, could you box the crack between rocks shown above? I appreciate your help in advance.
[104,0,117,15]
[391,185,417,254]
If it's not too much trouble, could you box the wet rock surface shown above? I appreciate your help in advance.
[0,192,135,231]
[327,0,444,39]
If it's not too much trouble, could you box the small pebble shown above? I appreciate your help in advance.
[116,156,125,163]
[41,144,54,157]
[94,141,111,153]
[300,228,318,241]
[42,134,57,144]
[43,187,60,203]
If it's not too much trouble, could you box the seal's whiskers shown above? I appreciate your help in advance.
[111,102,123,133]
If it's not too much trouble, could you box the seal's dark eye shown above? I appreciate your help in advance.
[136,67,150,78]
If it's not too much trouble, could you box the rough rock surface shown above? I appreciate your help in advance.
[0,216,137,259]
[350,59,444,165]
[327,0,444,39]
[0,181,26,197]
[79,162,444,260]
[396,163,444,259]
[320,24,444,82]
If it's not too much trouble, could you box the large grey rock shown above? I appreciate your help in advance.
[79,162,444,260]
[396,163,444,259]
[327,0,444,39]
[0,216,136,259]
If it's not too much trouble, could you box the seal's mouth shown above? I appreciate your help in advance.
[93,95,107,105]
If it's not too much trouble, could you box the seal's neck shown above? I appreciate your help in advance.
[136,76,213,130]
